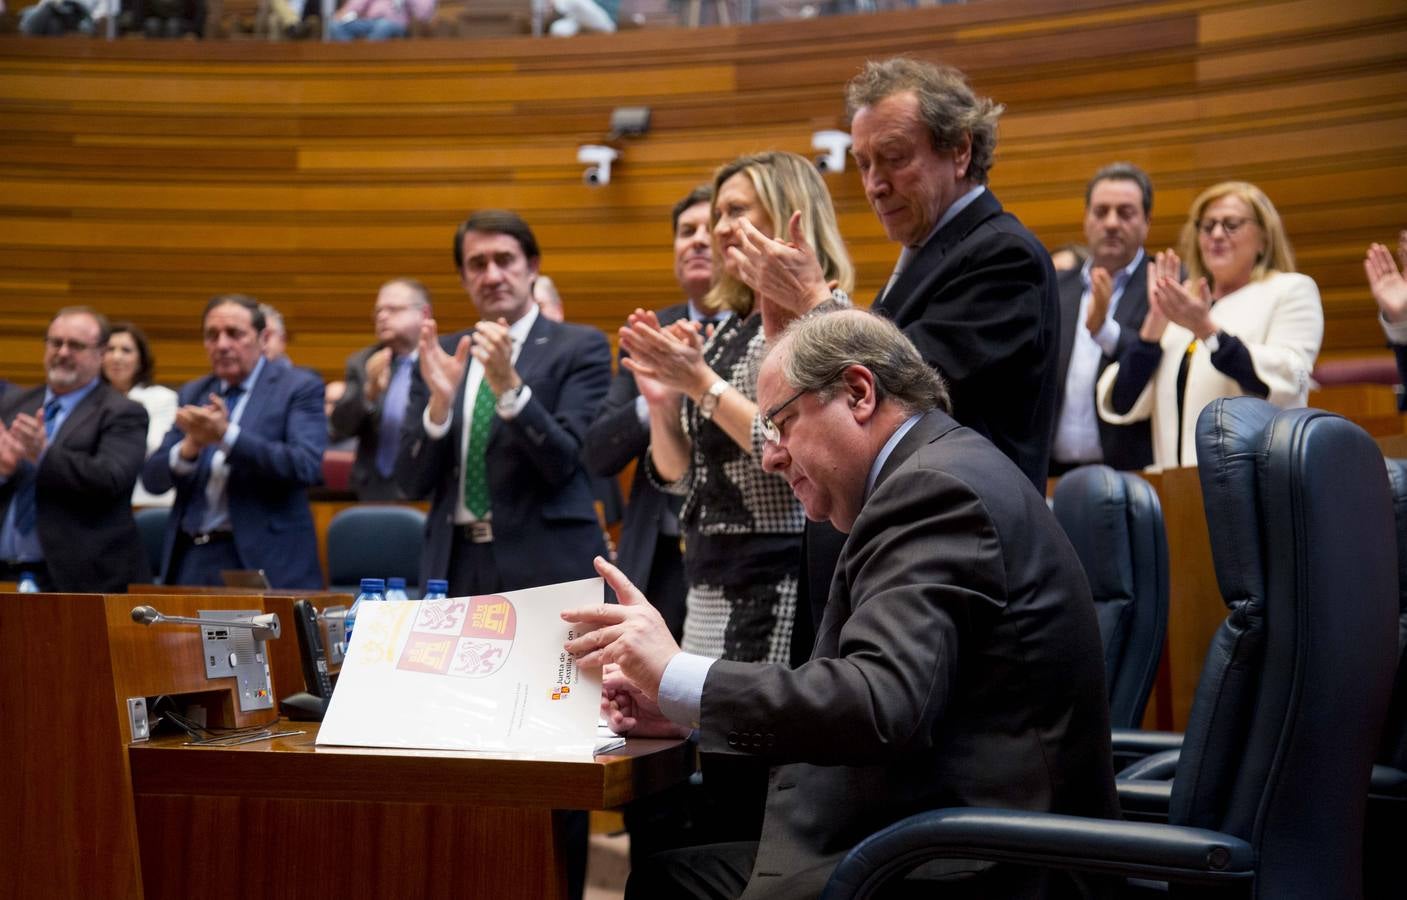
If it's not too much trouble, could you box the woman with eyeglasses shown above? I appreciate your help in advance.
[1096,181,1323,469]
[103,322,178,506]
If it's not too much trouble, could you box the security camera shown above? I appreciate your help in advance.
[578,144,619,186]
[812,129,852,174]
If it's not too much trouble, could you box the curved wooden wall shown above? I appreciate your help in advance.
[1,0,1405,385]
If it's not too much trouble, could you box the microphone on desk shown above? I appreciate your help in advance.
[130,605,281,641]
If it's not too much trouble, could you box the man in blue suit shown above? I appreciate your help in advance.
[143,295,327,588]
[396,209,612,597]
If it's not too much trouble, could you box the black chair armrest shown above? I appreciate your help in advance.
[1118,748,1181,780]
[1111,729,1184,771]
[1116,778,1173,822]
[821,807,1254,900]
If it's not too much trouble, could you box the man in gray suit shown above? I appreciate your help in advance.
[566,309,1117,899]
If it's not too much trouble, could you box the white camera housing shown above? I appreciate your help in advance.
[578,144,620,186]
[812,129,852,174]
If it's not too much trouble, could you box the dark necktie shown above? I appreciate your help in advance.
[376,356,412,478]
[12,398,63,536]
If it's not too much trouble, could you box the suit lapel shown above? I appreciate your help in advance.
[872,410,961,493]
[873,189,1004,311]
[53,382,106,447]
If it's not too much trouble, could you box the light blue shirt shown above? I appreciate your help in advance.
[1052,249,1144,464]
[0,377,102,562]
[168,355,266,534]
[656,412,925,730]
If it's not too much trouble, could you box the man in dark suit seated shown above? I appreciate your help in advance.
[142,294,327,589]
[565,309,1118,899]
[0,306,150,591]
[329,278,431,500]
[395,209,612,598]
[582,184,718,640]
[1049,163,1156,475]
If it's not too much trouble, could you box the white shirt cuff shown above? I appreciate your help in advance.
[1381,312,1407,345]
[656,651,714,730]
[634,394,650,426]
[496,384,532,421]
[422,403,453,440]
[1092,318,1122,356]
[169,442,197,475]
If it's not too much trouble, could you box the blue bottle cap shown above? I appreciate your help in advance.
[359,578,386,592]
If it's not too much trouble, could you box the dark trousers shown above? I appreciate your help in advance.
[171,534,243,587]
[447,533,503,597]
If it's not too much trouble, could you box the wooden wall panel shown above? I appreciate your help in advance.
[1,0,1405,385]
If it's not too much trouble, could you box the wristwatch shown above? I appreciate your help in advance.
[697,379,730,421]
[495,383,525,415]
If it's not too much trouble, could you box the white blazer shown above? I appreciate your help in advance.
[1096,271,1323,471]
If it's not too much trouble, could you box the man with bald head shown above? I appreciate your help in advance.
[564,309,1115,899]
[0,306,149,591]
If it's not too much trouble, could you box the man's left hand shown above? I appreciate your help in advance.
[601,664,692,738]
[562,556,680,702]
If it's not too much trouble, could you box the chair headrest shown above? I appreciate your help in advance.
[1195,397,1279,613]
[1051,466,1132,602]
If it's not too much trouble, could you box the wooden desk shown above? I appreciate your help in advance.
[129,724,691,900]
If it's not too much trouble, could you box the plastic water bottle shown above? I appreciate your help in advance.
[16,571,40,593]
[422,579,448,600]
[344,577,385,651]
[384,577,409,602]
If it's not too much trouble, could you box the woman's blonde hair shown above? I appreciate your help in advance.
[1179,181,1296,287]
[704,151,854,316]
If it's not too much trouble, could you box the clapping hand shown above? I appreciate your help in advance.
[619,309,711,398]
[731,213,832,320]
[363,346,393,404]
[1086,267,1113,336]
[417,318,471,426]
[1365,239,1407,325]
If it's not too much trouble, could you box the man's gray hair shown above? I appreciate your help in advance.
[845,57,1003,185]
[776,308,950,414]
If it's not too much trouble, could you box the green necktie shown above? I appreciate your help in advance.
[463,378,495,518]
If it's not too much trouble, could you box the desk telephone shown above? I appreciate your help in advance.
[279,599,331,720]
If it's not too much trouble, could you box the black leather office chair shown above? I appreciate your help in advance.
[1367,458,1407,898]
[325,505,426,594]
[134,506,169,584]
[822,399,1399,899]
[1052,465,1168,731]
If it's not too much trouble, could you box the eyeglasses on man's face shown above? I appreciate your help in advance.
[760,372,844,446]
[1195,216,1253,237]
[44,337,100,354]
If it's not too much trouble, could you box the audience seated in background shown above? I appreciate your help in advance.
[142,294,327,589]
[0,307,150,591]
[1365,230,1407,410]
[17,0,112,34]
[1097,181,1324,469]
[329,278,430,500]
[549,0,616,36]
[565,309,1118,899]
[328,0,434,40]
[1049,162,1156,476]
[103,321,178,507]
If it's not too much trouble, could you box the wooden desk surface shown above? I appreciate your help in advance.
[129,722,692,811]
